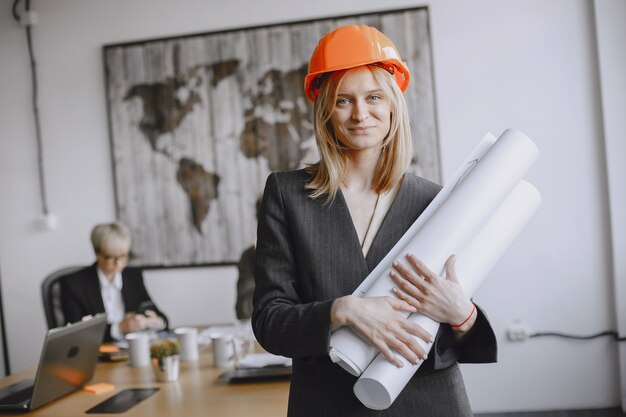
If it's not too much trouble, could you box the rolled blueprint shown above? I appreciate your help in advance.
[354,132,499,296]
[328,132,498,376]
[353,180,542,410]
[329,129,539,376]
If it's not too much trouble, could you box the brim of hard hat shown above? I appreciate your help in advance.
[304,60,410,102]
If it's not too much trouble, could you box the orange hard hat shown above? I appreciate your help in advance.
[304,24,410,102]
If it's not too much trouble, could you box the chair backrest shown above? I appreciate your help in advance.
[41,266,84,329]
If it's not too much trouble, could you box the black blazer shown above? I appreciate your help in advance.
[60,263,169,342]
[252,169,497,417]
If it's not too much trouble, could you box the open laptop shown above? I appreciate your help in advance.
[0,314,107,412]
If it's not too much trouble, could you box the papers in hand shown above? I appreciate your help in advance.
[235,353,292,369]
[328,129,541,410]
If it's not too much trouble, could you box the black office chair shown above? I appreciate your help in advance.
[41,266,84,329]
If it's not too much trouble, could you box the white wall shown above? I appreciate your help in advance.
[143,266,237,328]
[430,0,619,411]
[0,0,621,412]
[593,0,626,410]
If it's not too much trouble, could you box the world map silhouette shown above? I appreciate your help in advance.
[123,59,313,233]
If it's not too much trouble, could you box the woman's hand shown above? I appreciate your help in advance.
[331,295,433,367]
[119,313,143,334]
[390,254,475,329]
[142,310,165,330]
[119,311,164,334]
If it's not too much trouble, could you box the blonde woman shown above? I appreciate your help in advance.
[252,25,496,416]
[61,221,168,342]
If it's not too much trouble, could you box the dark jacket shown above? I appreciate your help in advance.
[252,169,497,416]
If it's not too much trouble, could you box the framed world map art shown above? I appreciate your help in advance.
[103,6,440,267]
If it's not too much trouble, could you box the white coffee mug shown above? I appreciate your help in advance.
[211,334,234,368]
[174,327,199,362]
[125,332,150,367]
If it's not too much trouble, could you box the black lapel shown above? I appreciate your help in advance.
[121,269,139,312]
[85,263,106,313]
[334,189,370,279]
[334,176,420,274]
[365,175,436,272]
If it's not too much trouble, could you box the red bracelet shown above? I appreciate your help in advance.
[451,304,476,329]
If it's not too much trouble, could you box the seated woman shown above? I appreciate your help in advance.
[60,221,168,342]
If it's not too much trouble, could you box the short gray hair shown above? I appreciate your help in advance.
[90,221,131,255]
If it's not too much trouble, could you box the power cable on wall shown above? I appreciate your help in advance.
[6,0,50,376]
[0,259,10,376]
[12,0,53,226]
[508,322,626,343]
[530,330,626,342]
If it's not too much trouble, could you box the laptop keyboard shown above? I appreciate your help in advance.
[0,379,34,406]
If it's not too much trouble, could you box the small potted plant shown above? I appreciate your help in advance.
[150,339,180,382]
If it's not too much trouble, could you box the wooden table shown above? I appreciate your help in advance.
[0,345,290,416]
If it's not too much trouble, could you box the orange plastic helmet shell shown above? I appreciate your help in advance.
[304,24,410,102]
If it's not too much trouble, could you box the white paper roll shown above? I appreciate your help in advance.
[353,132,499,297]
[328,132,498,376]
[353,180,542,410]
[329,129,539,376]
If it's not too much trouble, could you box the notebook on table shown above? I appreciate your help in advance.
[0,314,107,412]
[220,352,292,383]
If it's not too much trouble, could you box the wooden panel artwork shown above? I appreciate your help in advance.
[103,7,440,267]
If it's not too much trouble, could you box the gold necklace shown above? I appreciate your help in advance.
[361,193,380,249]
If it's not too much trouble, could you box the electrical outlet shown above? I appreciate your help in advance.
[37,213,58,231]
[506,320,530,342]
[20,10,39,26]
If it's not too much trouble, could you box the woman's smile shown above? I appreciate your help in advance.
[331,67,391,153]
[349,125,376,134]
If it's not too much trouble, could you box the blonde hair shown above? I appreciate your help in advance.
[306,65,412,204]
[91,221,131,255]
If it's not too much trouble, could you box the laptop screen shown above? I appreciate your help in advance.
[29,314,107,410]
